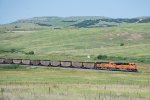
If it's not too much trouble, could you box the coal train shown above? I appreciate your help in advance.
[0,58,138,72]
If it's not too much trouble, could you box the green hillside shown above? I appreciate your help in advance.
[0,18,150,63]
[3,16,150,29]
[0,17,150,100]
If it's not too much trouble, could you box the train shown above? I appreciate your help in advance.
[0,58,138,72]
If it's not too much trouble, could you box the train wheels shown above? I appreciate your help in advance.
[126,69,138,72]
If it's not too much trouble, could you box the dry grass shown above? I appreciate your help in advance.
[0,65,150,100]
[0,84,150,100]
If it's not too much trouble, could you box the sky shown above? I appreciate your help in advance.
[0,0,150,24]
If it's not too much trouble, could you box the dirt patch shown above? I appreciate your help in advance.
[113,32,143,41]
[115,32,129,36]
[127,33,143,41]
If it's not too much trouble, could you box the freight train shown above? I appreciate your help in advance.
[0,58,138,72]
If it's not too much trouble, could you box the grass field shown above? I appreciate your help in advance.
[0,23,150,63]
[0,22,150,100]
[0,64,150,100]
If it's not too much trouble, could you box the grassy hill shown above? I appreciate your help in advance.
[1,16,149,29]
[0,16,150,100]
[0,18,150,63]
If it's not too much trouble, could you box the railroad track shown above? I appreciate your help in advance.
[0,58,138,72]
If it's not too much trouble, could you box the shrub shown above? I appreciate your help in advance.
[97,55,108,59]
[15,26,19,28]
[0,48,18,53]
[25,51,34,55]
[10,48,17,53]
[120,43,124,46]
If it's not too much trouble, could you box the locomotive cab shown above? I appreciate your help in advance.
[129,63,138,72]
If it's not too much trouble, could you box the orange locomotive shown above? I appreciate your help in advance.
[95,62,138,72]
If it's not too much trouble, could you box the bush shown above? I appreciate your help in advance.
[15,26,19,28]
[97,55,108,59]
[120,43,124,46]
[25,51,34,55]
[10,48,17,53]
[96,54,150,63]
[0,48,18,53]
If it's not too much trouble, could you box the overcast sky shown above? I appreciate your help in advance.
[0,0,150,24]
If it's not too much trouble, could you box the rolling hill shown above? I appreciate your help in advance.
[1,16,150,100]
[1,16,150,29]
[0,16,150,63]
